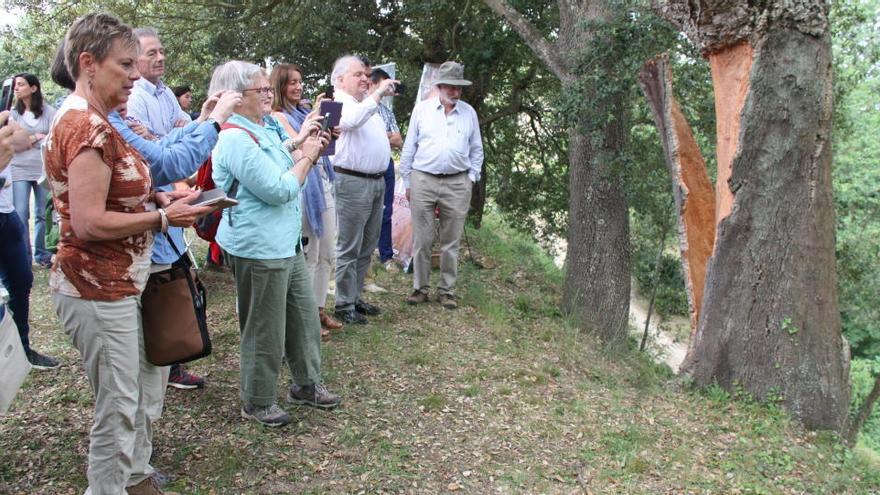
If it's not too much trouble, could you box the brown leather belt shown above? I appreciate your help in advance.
[333,166,384,180]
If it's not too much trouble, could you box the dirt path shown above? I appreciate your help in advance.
[628,288,688,373]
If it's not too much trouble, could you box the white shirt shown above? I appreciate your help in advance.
[399,96,484,188]
[332,89,391,175]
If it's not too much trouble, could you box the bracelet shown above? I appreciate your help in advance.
[283,138,299,152]
[157,208,169,233]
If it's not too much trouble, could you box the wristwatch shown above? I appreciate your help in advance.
[205,118,221,133]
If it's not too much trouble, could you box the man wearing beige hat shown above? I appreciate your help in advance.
[400,61,484,309]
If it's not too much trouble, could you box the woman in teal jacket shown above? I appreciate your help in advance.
[209,61,340,427]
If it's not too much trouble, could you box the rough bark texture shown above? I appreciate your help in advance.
[691,30,849,429]
[559,0,631,345]
[638,55,716,341]
[484,0,632,344]
[655,0,851,431]
[653,0,829,54]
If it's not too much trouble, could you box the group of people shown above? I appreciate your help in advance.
[0,10,483,495]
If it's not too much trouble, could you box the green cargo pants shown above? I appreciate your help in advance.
[228,252,322,407]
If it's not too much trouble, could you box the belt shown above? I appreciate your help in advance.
[418,169,467,178]
[333,166,384,180]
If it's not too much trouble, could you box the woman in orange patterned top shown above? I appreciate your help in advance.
[43,13,210,495]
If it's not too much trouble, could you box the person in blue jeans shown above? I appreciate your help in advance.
[0,110,59,369]
[9,73,56,268]
[369,68,403,269]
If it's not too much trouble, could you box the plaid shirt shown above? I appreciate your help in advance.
[377,103,399,133]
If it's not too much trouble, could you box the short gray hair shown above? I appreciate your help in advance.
[132,27,159,41]
[331,55,361,89]
[64,13,138,81]
[208,60,264,95]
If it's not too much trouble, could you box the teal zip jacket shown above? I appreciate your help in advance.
[212,113,304,260]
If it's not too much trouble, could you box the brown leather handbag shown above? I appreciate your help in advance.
[141,235,211,366]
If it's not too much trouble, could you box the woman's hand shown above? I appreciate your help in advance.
[200,90,242,125]
[161,190,214,227]
[155,189,195,208]
[299,130,330,162]
[294,112,323,147]
[127,121,155,140]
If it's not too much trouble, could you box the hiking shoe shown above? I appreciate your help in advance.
[288,384,341,410]
[334,308,368,325]
[438,293,458,310]
[354,299,381,316]
[126,476,180,495]
[151,470,176,489]
[27,349,60,370]
[406,289,429,305]
[241,403,291,427]
[167,364,204,389]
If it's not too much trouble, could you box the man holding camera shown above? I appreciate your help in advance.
[330,55,398,324]
[400,61,483,310]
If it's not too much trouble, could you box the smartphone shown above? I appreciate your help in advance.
[1,78,13,125]
[394,82,406,96]
[320,112,331,133]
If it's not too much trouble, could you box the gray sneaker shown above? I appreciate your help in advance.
[287,384,341,410]
[241,403,290,427]
[27,349,60,370]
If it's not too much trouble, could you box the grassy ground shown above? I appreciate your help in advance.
[2,214,879,494]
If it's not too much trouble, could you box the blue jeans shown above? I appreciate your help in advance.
[0,212,34,352]
[13,180,50,265]
[378,159,395,263]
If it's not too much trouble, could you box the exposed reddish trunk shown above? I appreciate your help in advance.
[638,55,716,341]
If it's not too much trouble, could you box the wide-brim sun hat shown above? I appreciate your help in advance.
[433,61,471,86]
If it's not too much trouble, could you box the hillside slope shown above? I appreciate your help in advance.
[1,215,878,494]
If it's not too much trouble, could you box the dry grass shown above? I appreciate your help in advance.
[1,217,879,494]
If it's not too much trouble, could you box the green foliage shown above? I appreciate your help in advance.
[850,358,880,452]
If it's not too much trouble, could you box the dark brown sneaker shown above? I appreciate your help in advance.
[288,384,341,410]
[438,293,458,309]
[406,289,429,305]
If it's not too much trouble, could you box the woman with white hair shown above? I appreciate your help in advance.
[209,60,341,427]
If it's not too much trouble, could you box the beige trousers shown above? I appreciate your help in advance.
[410,170,472,294]
[52,293,162,495]
[303,206,337,308]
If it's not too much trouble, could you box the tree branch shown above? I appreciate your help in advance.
[481,0,570,81]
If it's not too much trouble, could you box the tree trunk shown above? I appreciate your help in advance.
[654,0,851,430]
[638,54,716,344]
[483,0,632,344]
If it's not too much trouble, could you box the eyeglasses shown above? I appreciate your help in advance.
[243,87,274,95]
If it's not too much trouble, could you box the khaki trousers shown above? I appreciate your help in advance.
[52,293,162,495]
[302,206,337,308]
[410,170,472,294]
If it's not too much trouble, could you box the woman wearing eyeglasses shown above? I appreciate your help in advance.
[270,63,344,338]
[209,61,341,427]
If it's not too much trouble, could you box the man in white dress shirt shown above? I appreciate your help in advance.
[400,61,484,310]
[330,55,398,324]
